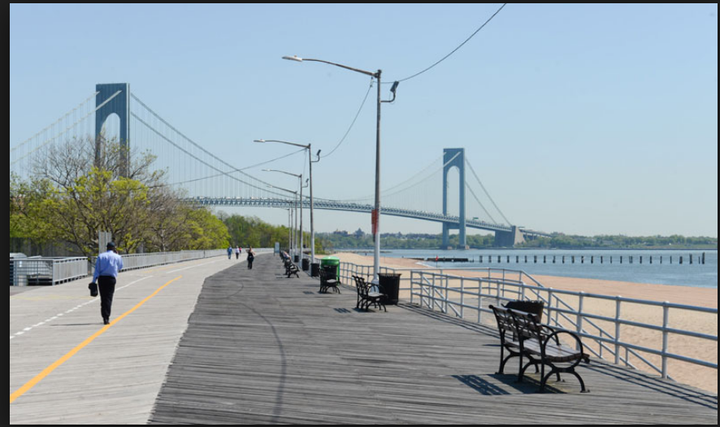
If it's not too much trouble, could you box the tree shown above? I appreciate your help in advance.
[18,136,178,256]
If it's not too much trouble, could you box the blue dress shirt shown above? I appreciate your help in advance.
[93,250,124,282]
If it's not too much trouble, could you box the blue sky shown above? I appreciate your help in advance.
[10,4,718,237]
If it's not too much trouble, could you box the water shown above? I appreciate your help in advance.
[382,249,717,289]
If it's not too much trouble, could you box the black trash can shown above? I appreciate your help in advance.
[302,258,310,271]
[311,262,320,277]
[294,254,300,263]
[378,273,402,305]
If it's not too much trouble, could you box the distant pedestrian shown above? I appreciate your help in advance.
[235,246,240,260]
[91,242,124,325]
[227,245,233,260]
[246,247,255,269]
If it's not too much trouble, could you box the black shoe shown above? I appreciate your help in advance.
[103,318,110,325]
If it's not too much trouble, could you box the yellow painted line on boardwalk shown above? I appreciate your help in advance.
[10,275,182,404]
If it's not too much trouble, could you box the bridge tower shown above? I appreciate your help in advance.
[95,83,130,175]
[442,148,467,249]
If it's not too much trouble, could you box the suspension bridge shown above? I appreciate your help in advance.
[10,83,551,247]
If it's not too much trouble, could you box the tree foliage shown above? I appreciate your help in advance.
[221,213,325,254]
[10,136,229,256]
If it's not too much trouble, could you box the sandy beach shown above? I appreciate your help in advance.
[328,252,718,394]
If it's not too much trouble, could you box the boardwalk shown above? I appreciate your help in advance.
[10,254,717,424]
[150,256,717,424]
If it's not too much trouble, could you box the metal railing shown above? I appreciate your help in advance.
[338,262,717,382]
[10,249,240,286]
[10,257,88,286]
[103,249,229,272]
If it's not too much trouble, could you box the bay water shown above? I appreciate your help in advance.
[380,249,717,289]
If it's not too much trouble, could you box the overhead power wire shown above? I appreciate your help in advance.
[318,4,506,160]
[392,3,507,83]
[320,78,374,160]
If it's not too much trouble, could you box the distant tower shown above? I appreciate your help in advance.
[442,148,467,249]
[95,83,130,175]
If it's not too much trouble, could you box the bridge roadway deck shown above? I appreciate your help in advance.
[10,254,718,424]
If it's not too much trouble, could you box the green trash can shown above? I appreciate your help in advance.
[320,256,340,282]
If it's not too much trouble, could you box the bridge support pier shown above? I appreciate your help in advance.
[494,226,525,247]
[442,148,467,250]
[95,83,130,175]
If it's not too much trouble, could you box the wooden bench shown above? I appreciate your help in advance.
[490,304,590,393]
[319,266,340,294]
[352,275,386,312]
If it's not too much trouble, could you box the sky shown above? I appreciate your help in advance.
[9,4,718,238]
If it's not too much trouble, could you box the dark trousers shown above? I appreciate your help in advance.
[98,276,117,321]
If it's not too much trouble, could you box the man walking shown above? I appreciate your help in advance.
[91,242,124,325]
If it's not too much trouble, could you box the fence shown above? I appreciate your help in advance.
[10,249,233,286]
[10,257,88,286]
[339,262,717,383]
[101,249,229,272]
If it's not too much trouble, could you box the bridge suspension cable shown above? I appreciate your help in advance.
[130,94,297,198]
[11,90,121,168]
[465,159,511,226]
[11,91,99,154]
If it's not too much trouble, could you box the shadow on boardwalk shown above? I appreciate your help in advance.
[150,255,718,424]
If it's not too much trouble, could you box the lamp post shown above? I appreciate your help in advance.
[282,55,398,283]
[255,139,319,268]
[263,168,303,261]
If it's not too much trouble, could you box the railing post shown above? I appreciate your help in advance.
[615,296,622,365]
[444,275,449,314]
[577,292,585,351]
[547,288,555,327]
[460,277,465,319]
[410,270,415,306]
[662,302,670,379]
[478,278,483,324]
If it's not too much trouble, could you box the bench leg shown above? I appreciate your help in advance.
[539,365,588,393]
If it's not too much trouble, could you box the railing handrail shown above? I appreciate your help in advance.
[338,261,717,382]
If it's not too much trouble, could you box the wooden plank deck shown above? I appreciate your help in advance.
[150,257,718,424]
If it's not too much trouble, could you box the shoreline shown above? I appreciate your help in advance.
[328,252,718,394]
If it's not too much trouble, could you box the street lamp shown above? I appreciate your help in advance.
[263,169,303,261]
[282,55,399,283]
[255,139,319,268]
